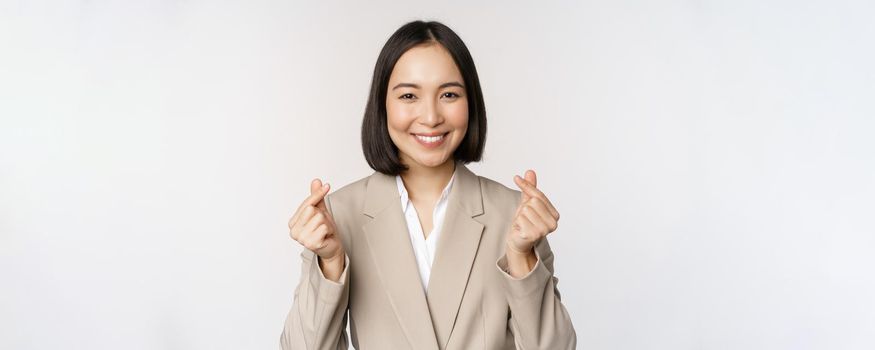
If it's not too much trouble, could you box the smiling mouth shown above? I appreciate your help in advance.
[412,132,448,143]
[411,132,449,148]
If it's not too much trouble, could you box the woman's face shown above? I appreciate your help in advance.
[386,43,468,170]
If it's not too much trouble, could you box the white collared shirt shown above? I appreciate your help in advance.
[395,170,456,291]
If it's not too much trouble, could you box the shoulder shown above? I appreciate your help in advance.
[324,173,373,215]
[475,173,521,211]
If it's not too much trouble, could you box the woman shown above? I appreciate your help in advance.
[281,20,576,349]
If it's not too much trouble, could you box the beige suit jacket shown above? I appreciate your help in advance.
[280,163,576,349]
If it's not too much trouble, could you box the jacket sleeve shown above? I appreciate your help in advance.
[496,237,577,350]
[280,194,351,350]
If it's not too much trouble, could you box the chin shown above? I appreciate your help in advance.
[411,155,450,168]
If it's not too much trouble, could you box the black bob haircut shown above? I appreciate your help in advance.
[361,20,487,175]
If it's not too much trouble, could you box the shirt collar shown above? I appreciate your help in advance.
[396,168,457,209]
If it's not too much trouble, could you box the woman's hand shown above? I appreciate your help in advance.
[288,179,345,281]
[506,170,560,277]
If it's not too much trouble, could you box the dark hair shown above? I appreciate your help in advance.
[361,20,487,175]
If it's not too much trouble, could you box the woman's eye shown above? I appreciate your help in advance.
[443,92,460,99]
[399,93,416,100]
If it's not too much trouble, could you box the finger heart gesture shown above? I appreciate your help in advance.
[288,179,344,262]
[508,169,560,255]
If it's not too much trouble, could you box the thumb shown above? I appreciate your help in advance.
[310,178,324,195]
[309,178,330,211]
[317,183,330,212]
[524,169,537,188]
[513,173,531,205]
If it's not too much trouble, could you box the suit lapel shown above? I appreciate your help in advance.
[361,162,485,350]
[361,169,439,350]
[426,163,485,349]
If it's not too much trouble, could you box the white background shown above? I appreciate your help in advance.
[2,1,874,349]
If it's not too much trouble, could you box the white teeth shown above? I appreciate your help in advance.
[415,134,445,143]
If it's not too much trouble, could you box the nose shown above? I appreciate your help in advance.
[419,97,444,128]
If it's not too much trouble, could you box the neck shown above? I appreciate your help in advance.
[399,157,456,201]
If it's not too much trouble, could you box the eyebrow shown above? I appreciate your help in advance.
[391,81,465,90]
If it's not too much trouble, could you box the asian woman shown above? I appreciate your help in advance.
[281,20,576,350]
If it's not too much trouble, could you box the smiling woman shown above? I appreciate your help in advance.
[282,20,575,349]
[361,21,487,176]
[386,43,469,171]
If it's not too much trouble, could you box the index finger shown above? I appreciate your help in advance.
[305,182,329,206]
[514,175,546,201]
[291,184,329,224]
[514,176,559,218]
